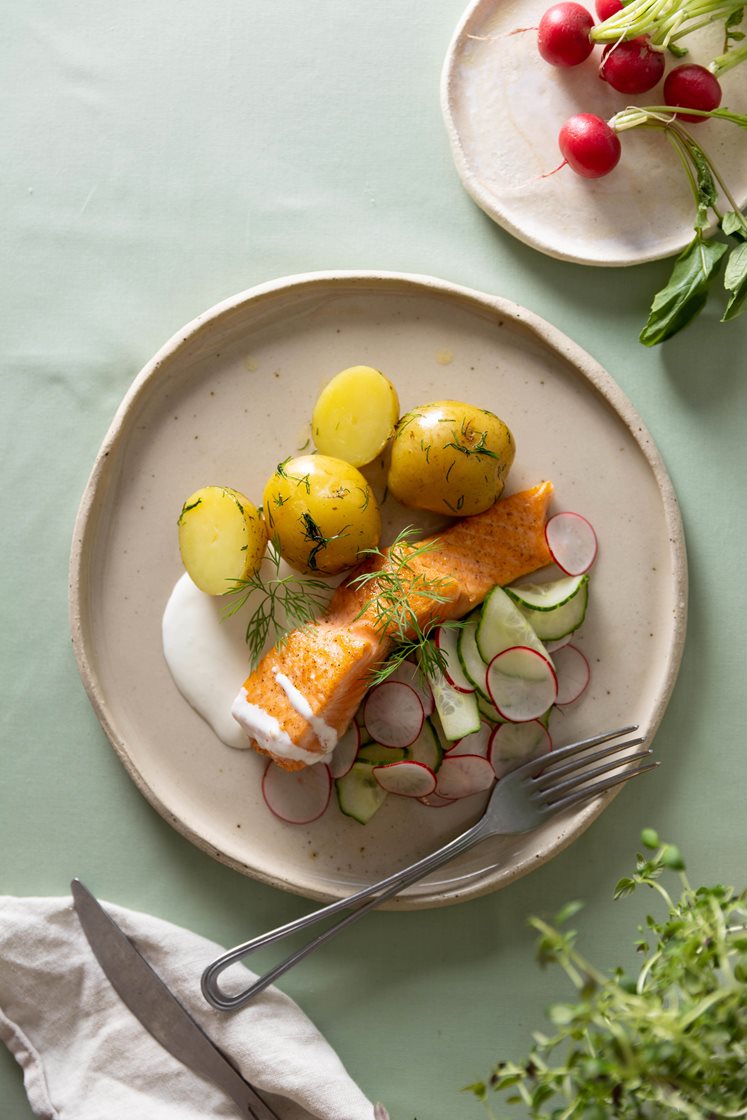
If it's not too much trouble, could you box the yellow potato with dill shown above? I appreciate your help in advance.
[312,365,399,467]
[177,486,267,595]
[263,454,381,574]
[387,400,516,516]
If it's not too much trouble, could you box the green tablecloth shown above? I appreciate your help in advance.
[2,3,746,1116]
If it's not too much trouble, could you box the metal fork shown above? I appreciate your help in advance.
[202,725,654,1011]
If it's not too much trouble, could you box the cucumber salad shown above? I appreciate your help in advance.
[262,510,598,826]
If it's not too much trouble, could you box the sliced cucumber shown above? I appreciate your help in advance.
[406,717,444,770]
[477,693,506,726]
[357,743,408,764]
[477,586,548,662]
[506,574,587,612]
[430,670,481,741]
[508,575,589,642]
[457,613,490,699]
[335,762,388,824]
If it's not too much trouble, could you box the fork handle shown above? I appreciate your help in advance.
[201,816,491,1011]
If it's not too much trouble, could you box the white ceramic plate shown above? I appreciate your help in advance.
[442,0,747,265]
[69,271,687,907]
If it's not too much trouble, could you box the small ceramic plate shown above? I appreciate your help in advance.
[69,272,686,907]
[442,0,747,265]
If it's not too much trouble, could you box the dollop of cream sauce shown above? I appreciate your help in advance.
[162,558,339,762]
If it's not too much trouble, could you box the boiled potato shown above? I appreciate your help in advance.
[312,365,399,467]
[177,486,267,595]
[387,400,515,516]
[263,454,381,573]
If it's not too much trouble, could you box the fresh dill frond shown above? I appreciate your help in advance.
[222,544,331,668]
[351,526,457,682]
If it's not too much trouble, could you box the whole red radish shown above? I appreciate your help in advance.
[559,113,621,178]
[538,3,595,67]
[600,36,664,93]
[595,0,622,19]
[664,64,722,123]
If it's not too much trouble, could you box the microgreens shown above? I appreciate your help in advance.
[468,829,747,1118]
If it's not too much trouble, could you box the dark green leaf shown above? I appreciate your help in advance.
[640,235,729,346]
[722,242,747,321]
[691,146,718,230]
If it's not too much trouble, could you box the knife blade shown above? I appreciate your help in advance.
[70,879,280,1120]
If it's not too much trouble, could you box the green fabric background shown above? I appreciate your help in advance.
[2,2,746,1117]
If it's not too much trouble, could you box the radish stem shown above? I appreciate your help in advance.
[591,0,744,45]
[710,41,747,76]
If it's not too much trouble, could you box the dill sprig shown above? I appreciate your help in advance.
[222,544,331,668]
[350,527,457,684]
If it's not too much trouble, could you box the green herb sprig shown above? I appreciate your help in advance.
[222,544,331,669]
[349,526,458,686]
[468,829,747,1118]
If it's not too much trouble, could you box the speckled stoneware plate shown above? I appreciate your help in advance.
[69,272,687,908]
[442,0,747,265]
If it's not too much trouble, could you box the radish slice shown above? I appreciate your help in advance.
[544,633,575,653]
[385,661,435,716]
[329,723,361,779]
[445,720,492,759]
[545,512,598,575]
[373,760,437,798]
[418,791,458,808]
[486,646,558,722]
[435,625,475,693]
[435,754,495,800]
[261,761,332,824]
[489,720,552,779]
[364,681,424,748]
[553,643,591,705]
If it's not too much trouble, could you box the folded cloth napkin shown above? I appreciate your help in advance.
[0,896,379,1120]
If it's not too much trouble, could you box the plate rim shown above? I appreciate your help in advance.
[68,268,688,908]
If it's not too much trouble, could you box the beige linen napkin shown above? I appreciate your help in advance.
[0,896,381,1120]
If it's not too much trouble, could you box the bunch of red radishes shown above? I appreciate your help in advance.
[537,0,725,178]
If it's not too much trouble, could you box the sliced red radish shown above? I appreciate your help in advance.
[435,754,495,800]
[544,632,575,654]
[545,512,598,576]
[445,720,492,759]
[435,625,475,694]
[418,791,458,808]
[486,646,558,722]
[363,681,424,748]
[261,761,332,824]
[329,723,361,779]
[489,720,552,779]
[385,661,435,715]
[372,760,437,798]
[553,643,591,705]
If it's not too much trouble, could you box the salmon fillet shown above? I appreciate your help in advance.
[232,481,554,770]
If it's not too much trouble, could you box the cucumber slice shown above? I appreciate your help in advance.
[430,671,481,741]
[357,743,408,764]
[406,717,444,770]
[457,613,490,698]
[506,574,587,612]
[477,586,548,662]
[335,762,388,824]
[508,576,589,642]
[477,693,506,726]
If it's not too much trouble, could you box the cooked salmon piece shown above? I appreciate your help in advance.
[232,482,554,770]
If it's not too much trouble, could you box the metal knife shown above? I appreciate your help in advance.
[70,878,280,1120]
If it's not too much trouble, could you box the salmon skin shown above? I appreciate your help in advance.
[232,482,554,771]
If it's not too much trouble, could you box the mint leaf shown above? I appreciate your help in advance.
[722,210,747,240]
[640,235,729,346]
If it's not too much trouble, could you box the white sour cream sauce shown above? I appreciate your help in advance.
[162,562,338,763]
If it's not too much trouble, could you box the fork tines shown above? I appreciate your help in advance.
[523,725,658,813]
